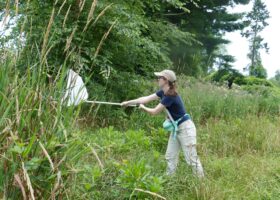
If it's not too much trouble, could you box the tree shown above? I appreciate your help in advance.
[275,70,280,81]
[164,0,251,76]
[252,63,267,79]
[270,70,280,87]
[242,0,270,78]
[3,0,200,100]
[2,0,252,99]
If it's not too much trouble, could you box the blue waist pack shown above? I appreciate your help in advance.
[163,112,190,139]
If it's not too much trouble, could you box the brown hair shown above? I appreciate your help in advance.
[164,81,178,96]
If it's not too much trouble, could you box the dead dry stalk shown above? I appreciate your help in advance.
[63,5,72,28]
[91,3,113,27]
[14,174,27,200]
[50,171,62,200]
[83,0,98,32]
[41,43,54,66]
[87,143,104,171]
[79,0,86,13]
[15,0,19,16]
[22,162,35,200]
[1,0,10,29]
[57,0,67,16]
[64,25,78,52]
[94,19,117,58]
[41,7,55,61]
[39,141,55,171]
[15,94,20,127]
[130,188,166,200]
[37,92,42,118]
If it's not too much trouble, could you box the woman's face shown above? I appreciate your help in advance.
[157,76,168,88]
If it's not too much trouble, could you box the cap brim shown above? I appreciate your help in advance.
[154,72,163,77]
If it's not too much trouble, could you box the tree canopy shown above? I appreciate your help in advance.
[1,0,253,99]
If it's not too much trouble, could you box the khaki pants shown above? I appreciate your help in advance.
[165,120,204,178]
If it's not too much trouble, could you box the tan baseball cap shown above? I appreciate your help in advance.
[154,69,176,82]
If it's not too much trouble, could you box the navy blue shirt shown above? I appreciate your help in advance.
[156,90,190,125]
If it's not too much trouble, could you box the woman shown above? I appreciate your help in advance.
[121,69,204,178]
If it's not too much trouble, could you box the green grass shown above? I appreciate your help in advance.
[67,115,280,199]
[74,78,280,199]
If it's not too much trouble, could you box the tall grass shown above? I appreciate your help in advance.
[180,79,280,123]
[0,52,82,198]
[64,114,280,199]
[0,0,115,198]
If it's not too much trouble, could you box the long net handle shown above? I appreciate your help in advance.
[85,100,137,107]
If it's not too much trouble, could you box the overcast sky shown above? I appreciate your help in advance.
[226,0,280,78]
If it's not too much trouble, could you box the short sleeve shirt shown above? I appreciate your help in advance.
[156,90,188,121]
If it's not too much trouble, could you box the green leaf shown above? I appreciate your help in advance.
[25,157,43,171]
[22,135,37,158]
[10,145,25,154]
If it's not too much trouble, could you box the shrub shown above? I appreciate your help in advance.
[116,159,165,198]
[235,76,274,87]
[208,69,244,83]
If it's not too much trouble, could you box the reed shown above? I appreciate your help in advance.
[22,162,35,200]
[41,8,55,61]
[63,5,71,29]
[83,0,98,32]
[1,0,10,29]
[94,19,117,58]
[79,0,86,13]
[57,0,67,16]
[64,25,78,53]
[15,0,19,16]
[92,3,113,27]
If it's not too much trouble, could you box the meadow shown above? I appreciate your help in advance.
[1,0,280,199]
[1,63,280,199]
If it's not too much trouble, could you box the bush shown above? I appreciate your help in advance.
[207,69,244,83]
[235,76,274,87]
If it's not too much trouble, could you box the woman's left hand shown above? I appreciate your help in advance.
[121,101,130,107]
[139,104,145,109]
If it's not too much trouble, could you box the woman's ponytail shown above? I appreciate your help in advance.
[165,81,178,96]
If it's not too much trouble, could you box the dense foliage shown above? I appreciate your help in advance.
[1,0,253,101]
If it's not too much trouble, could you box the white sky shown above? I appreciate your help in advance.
[225,0,280,78]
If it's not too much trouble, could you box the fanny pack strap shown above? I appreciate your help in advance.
[165,109,178,139]
[165,109,190,139]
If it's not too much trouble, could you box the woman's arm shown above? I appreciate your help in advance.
[139,103,165,115]
[121,94,159,106]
